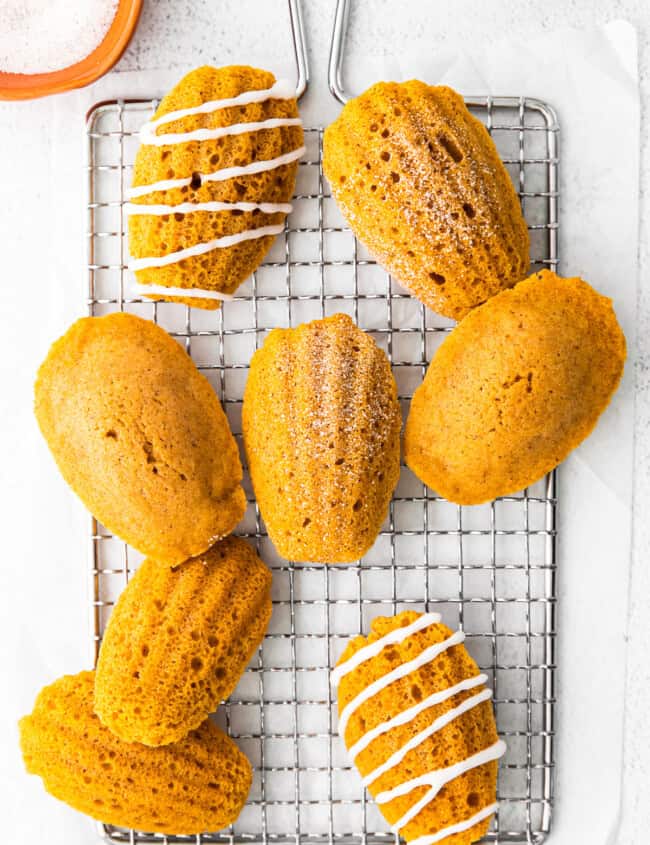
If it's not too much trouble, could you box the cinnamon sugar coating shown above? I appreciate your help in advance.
[243,313,401,563]
[324,82,530,319]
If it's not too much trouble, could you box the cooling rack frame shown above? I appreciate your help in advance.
[85,86,559,845]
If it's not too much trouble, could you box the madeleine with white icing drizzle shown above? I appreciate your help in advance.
[333,610,504,845]
[128,65,304,309]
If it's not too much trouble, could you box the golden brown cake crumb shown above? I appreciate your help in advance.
[324,81,530,319]
[405,270,626,504]
[34,312,246,565]
[243,313,402,563]
[19,671,251,834]
[95,536,272,746]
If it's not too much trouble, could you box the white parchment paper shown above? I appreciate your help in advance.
[0,18,639,845]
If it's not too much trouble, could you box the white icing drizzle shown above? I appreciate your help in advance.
[143,79,296,135]
[141,116,303,147]
[363,688,493,788]
[381,740,507,834]
[408,803,498,845]
[134,283,234,302]
[129,80,302,289]
[331,613,442,687]
[125,199,293,216]
[333,617,505,840]
[126,146,306,200]
[337,630,466,740]
[129,223,285,272]
[348,673,488,762]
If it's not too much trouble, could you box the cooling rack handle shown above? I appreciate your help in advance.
[328,0,351,103]
[289,0,309,99]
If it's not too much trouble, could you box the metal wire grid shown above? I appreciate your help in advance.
[86,96,558,845]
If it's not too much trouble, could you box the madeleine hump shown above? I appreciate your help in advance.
[34,312,246,565]
[405,270,626,504]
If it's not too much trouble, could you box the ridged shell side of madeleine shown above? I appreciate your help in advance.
[404,271,626,504]
[323,82,530,319]
[336,612,499,844]
[243,313,402,563]
[129,65,303,308]
[19,671,251,834]
[95,537,272,746]
[34,312,246,565]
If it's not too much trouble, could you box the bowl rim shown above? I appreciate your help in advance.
[0,0,143,101]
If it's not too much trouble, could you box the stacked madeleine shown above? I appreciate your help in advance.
[20,672,252,834]
[94,537,272,747]
[24,312,272,833]
[323,80,626,507]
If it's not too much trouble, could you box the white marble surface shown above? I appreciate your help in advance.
[1,1,649,843]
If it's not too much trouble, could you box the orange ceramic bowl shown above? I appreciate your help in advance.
[0,0,142,101]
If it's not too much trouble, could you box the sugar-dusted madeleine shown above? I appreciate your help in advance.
[34,313,246,565]
[243,313,401,563]
[95,537,272,746]
[19,671,251,834]
[323,82,529,319]
[128,65,304,308]
[405,271,626,504]
[333,611,504,845]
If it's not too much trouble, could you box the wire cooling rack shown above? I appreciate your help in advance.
[86,96,558,845]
